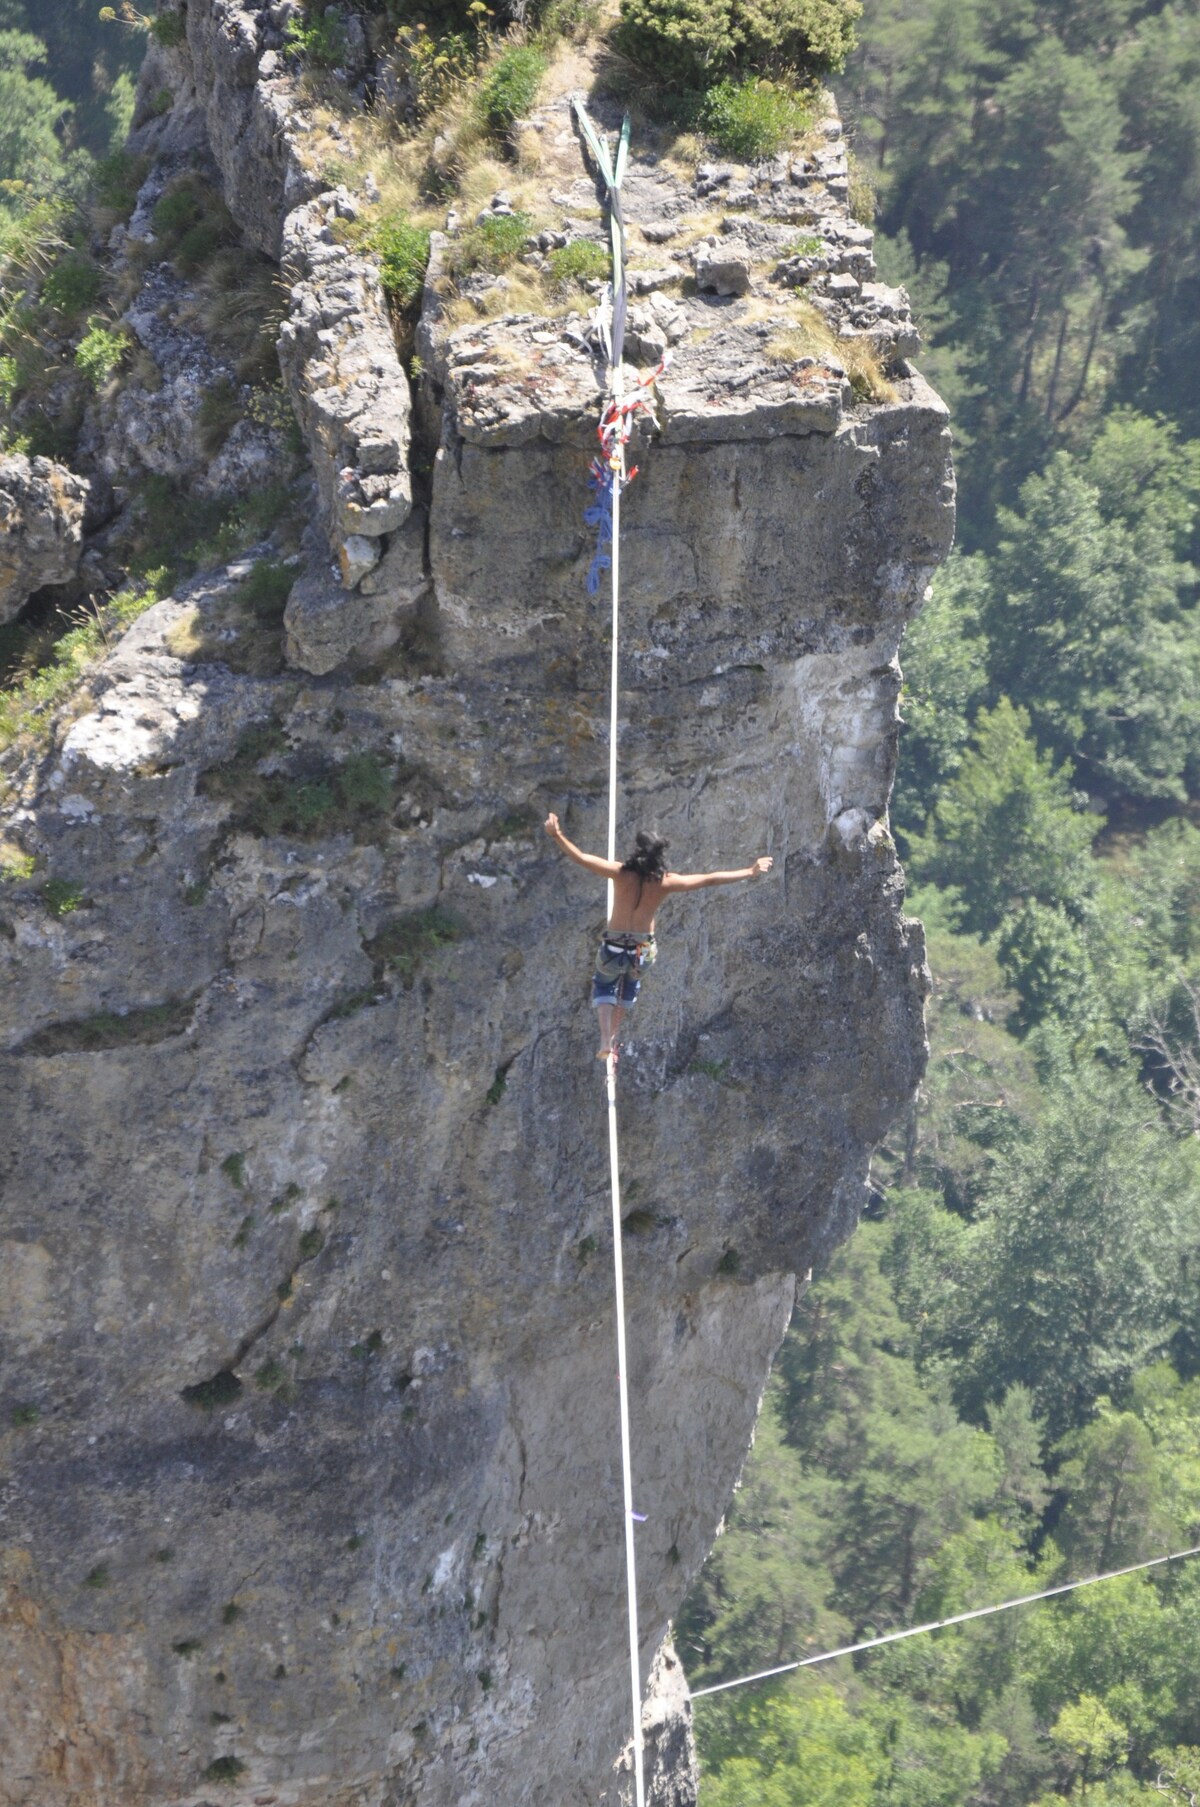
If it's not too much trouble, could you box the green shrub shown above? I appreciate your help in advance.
[181,1369,242,1412]
[84,1564,110,1588]
[11,1403,39,1426]
[202,1756,246,1783]
[700,76,813,158]
[367,906,466,981]
[42,879,87,917]
[220,1151,246,1189]
[615,0,858,90]
[150,11,187,48]
[75,319,127,389]
[93,151,148,225]
[42,254,102,319]
[1,849,35,883]
[153,181,205,239]
[152,175,233,274]
[392,22,475,120]
[241,559,293,621]
[336,752,392,815]
[284,8,347,68]
[199,729,399,842]
[0,576,167,752]
[547,238,609,286]
[20,999,195,1056]
[452,211,533,276]
[370,215,431,312]
[616,0,736,89]
[478,45,547,136]
[847,148,875,224]
[198,376,241,455]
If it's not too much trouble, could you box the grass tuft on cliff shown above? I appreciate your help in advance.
[18,996,197,1057]
[366,907,467,983]
[764,298,897,404]
[198,732,407,844]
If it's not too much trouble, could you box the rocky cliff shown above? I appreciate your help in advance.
[0,6,954,1805]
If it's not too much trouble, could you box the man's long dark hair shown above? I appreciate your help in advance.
[621,830,669,888]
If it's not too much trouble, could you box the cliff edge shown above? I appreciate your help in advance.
[0,6,954,1804]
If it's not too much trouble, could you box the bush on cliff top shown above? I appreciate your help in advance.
[477,44,547,135]
[700,76,814,158]
[615,0,859,91]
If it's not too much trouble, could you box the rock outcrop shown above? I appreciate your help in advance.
[0,8,954,1807]
[0,454,89,621]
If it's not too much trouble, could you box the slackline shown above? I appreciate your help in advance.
[690,1542,1200,1699]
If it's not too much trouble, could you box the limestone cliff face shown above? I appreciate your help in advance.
[0,7,953,1806]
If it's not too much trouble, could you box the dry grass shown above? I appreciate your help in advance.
[442,265,581,326]
[514,127,545,174]
[184,249,287,383]
[763,297,898,404]
[839,335,898,404]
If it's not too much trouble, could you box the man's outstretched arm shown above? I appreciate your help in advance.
[544,813,622,878]
[661,857,773,892]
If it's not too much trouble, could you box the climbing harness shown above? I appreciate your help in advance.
[574,95,669,1807]
[690,1541,1200,1699]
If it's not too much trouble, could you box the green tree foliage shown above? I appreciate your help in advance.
[1053,1408,1166,1574]
[14,0,141,155]
[893,552,991,835]
[692,5,1200,1801]
[845,0,1200,533]
[909,699,1096,937]
[776,1228,1002,1628]
[702,1683,887,1807]
[985,446,1200,801]
[959,1066,1200,1435]
[615,0,859,90]
[0,31,70,198]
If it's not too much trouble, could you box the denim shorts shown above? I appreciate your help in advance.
[591,935,656,1009]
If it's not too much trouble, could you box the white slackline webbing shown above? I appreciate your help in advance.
[605,395,646,1807]
[690,1542,1200,1700]
[576,94,646,1807]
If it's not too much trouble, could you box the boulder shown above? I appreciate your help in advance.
[692,241,753,297]
[0,454,89,621]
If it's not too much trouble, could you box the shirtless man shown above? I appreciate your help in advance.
[543,814,774,1060]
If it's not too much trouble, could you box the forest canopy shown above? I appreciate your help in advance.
[684,3,1200,1804]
